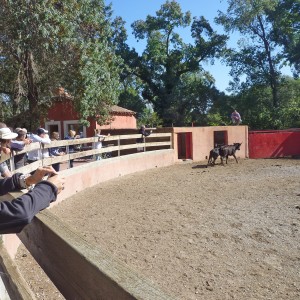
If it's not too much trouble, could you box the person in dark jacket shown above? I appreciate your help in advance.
[137,125,153,152]
[0,166,64,234]
[139,125,152,137]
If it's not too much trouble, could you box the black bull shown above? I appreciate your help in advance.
[219,143,242,165]
[207,143,242,166]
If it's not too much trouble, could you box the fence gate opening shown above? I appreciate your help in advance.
[177,132,192,160]
[213,130,228,147]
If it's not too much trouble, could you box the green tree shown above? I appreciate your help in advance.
[225,77,300,130]
[123,0,227,126]
[168,71,221,126]
[216,0,283,112]
[268,0,300,75]
[137,107,163,128]
[117,76,147,117]
[0,0,120,129]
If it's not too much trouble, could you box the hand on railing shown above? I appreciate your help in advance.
[25,166,65,193]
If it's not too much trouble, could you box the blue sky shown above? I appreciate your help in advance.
[105,0,291,93]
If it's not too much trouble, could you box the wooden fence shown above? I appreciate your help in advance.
[1,133,172,174]
[0,133,175,300]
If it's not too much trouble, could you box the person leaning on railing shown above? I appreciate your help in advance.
[0,166,65,234]
[27,128,51,163]
[49,132,65,172]
[65,130,80,168]
[137,125,152,152]
[11,128,33,169]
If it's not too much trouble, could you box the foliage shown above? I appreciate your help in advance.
[206,112,229,126]
[117,76,147,118]
[166,71,221,126]
[137,107,163,128]
[216,0,283,112]
[119,0,228,126]
[268,0,300,75]
[224,77,300,130]
[0,0,120,129]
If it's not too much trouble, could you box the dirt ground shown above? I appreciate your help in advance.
[15,158,300,300]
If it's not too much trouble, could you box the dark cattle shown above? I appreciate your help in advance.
[219,143,242,165]
[207,147,221,166]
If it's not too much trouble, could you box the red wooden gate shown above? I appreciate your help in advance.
[249,129,300,158]
[177,132,193,160]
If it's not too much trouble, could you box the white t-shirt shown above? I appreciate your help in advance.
[94,134,106,149]
[27,133,51,160]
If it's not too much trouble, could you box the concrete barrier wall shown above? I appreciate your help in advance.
[1,150,176,299]
[54,149,176,204]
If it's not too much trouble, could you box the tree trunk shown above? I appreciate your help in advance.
[23,50,40,131]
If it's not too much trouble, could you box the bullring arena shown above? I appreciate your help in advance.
[15,157,300,300]
[1,126,300,299]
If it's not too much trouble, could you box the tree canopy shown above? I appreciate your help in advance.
[1,0,299,131]
[0,0,120,129]
[117,0,228,126]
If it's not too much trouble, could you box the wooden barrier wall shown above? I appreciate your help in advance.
[249,129,300,158]
[1,149,177,299]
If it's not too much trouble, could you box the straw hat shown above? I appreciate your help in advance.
[0,128,18,139]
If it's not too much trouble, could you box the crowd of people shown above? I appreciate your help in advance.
[0,122,65,233]
[0,126,88,176]
[0,123,153,233]
[0,123,115,233]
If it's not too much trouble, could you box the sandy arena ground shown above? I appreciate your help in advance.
[15,158,300,300]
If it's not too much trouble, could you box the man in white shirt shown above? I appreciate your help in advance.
[27,128,51,163]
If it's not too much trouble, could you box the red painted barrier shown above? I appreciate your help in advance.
[249,129,300,158]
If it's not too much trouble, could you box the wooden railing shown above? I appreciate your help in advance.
[0,133,175,299]
[1,133,172,175]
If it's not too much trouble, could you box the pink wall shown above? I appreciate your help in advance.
[97,115,137,130]
[172,126,249,161]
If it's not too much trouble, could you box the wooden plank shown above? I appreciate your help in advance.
[0,244,37,300]
[17,211,176,300]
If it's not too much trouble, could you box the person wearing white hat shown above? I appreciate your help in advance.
[0,127,18,140]
[0,127,18,177]
[27,127,51,163]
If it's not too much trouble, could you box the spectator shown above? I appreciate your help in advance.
[0,127,18,177]
[65,130,80,168]
[94,129,110,160]
[139,125,153,137]
[11,128,32,169]
[137,125,152,152]
[0,166,64,234]
[27,128,51,163]
[231,109,242,125]
[49,132,65,172]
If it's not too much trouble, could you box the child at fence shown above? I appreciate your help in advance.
[137,125,152,152]
[94,129,110,160]
[0,127,18,177]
